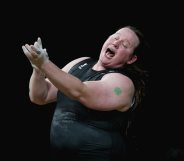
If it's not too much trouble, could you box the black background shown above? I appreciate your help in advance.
[1,1,183,160]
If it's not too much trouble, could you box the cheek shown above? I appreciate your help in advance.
[101,42,110,53]
[111,58,126,68]
[115,52,129,63]
[118,48,131,58]
[115,57,126,64]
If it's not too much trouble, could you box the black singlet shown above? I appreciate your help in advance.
[50,58,133,161]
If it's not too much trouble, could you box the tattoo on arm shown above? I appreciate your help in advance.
[113,87,122,96]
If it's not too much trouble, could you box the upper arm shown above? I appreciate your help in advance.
[78,73,135,112]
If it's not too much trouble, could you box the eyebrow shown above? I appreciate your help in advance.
[115,32,132,47]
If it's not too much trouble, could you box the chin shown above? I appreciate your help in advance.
[100,58,110,66]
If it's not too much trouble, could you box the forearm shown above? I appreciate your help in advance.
[29,69,49,104]
[22,38,85,102]
[39,60,85,100]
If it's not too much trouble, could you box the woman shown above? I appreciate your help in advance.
[22,26,148,161]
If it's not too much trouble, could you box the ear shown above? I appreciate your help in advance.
[127,55,137,64]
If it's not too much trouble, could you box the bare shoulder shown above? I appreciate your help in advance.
[62,57,91,72]
[101,72,135,112]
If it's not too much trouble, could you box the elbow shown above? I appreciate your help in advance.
[29,94,46,105]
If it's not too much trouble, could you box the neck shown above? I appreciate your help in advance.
[92,61,106,71]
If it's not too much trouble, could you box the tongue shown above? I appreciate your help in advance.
[106,51,114,58]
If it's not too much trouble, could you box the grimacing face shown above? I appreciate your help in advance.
[99,27,139,69]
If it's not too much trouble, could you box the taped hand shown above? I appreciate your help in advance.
[22,37,49,69]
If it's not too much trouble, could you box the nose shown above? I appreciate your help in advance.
[113,40,119,49]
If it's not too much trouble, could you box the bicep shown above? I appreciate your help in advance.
[78,73,135,111]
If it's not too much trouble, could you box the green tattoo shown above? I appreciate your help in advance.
[114,87,122,96]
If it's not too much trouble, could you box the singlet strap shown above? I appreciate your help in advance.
[68,58,96,74]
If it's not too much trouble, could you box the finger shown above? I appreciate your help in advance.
[25,44,32,52]
[34,41,40,49]
[31,45,42,56]
[22,45,33,60]
[22,45,28,55]
[37,37,42,48]
[25,44,39,58]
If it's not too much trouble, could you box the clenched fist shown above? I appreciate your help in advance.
[22,37,49,69]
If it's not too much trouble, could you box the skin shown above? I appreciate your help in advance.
[22,27,140,112]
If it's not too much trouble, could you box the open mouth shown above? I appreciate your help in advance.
[105,48,115,58]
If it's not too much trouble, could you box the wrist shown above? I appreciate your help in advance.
[33,68,45,78]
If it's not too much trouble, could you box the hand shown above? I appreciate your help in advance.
[22,37,49,68]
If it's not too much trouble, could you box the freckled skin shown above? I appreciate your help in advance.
[114,87,122,96]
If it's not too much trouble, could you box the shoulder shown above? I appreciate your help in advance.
[102,72,134,87]
[101,72,135,96]
[102,73,135,111]
[62,57,91,72]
